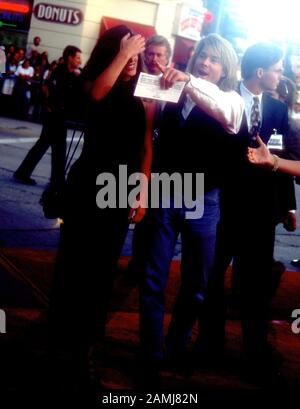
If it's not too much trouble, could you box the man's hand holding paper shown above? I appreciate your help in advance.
[134,62,187,103]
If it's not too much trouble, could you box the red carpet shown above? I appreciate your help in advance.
[0,248,300,396]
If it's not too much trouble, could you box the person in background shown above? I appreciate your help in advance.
[14,58,34,118]
[29,49,40,68]
[143,35,172,75]
[37,51,50,77]
[13,45,82,189]
[16,47,26,66]
[5,50,18,75]
[26,36,41,59]
[27,65,42,119]
[43,60,58,81]
[58,56,64,65]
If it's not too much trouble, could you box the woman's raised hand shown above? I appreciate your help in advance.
[120,33,145,59]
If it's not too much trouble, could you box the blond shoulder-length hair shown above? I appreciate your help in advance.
[186,33,238,92]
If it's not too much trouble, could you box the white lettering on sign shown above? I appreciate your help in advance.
[34,3,83,26]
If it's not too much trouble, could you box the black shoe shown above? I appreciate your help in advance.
[13,172,36,185]
[291,259,300,268]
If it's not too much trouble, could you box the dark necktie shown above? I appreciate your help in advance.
[250,96,260,136]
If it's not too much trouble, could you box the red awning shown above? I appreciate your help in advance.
[100,16,156,39]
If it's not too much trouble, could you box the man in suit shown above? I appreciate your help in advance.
[202,42,296,383]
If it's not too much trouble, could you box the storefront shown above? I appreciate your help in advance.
[30,1,213,65]
[1,1,211,65]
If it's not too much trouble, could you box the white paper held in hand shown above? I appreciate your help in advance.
[134,72,185,103]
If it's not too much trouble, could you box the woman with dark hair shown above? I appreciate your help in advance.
[48,25,153,398]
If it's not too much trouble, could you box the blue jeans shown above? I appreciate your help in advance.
[139,189,220,361]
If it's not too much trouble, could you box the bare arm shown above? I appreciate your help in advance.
[157,63,244,134]
[276,159,300,177]
[129,99,155,223]
[140,100,154,180]
[248,135,300,177]
[87,33,145,102]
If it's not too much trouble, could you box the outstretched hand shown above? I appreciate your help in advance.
[155,61,190,89]
[247,135,274,168]
[120,33,145,59]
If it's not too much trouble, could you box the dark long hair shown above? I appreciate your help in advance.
[82,25,142,87]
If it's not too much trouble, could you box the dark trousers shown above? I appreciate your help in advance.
[203,211,276,359]
[15,111,67,189]
[48,204,130,354]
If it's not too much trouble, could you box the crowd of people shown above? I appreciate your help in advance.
[0,36,65,121]
[5,27,300,403]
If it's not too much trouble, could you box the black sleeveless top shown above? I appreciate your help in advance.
[63,80,146,217]
[81,80,146,176]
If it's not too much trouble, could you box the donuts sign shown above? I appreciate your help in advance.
[33,3,83,26]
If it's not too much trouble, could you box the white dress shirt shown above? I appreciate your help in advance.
[183,74,245,134]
